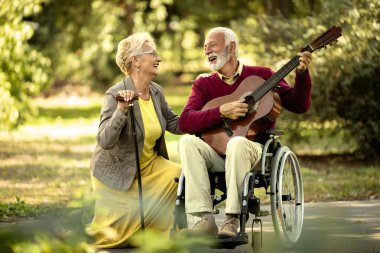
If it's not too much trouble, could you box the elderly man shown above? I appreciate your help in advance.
[178,27,312,238]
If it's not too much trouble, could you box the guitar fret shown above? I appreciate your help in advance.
[252,56,300,102]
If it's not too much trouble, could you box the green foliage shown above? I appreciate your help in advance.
[31,0,124,89]
[135,231,213,253]
[0,209,94,253]
[2,0,379,157]
[0,197,39,220]
[0,0,51,130]
[29,0,275,87]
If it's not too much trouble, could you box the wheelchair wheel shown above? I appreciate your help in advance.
[251,231,261,253]
[270,146,304,248]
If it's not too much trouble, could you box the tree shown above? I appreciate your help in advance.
[0,0,51,129]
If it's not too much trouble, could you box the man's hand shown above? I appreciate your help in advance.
[296,51,312,74]
[220,99,248,120]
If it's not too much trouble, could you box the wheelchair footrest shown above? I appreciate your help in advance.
[211,232,248,249]
[258,210,269,217]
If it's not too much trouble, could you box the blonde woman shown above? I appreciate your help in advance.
[87,32,182,248]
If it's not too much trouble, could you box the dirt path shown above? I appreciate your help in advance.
[213,200,380,253]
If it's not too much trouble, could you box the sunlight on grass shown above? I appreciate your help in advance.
[1,121,98,141]
[33,90,104,108]
[165,132,181,163]
[302,166,379,202]
[0,119,96,207]
[11,120,98,139]
[0,135,93,205]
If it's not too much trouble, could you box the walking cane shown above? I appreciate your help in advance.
[130,100,145,230]
[116,93,144,230]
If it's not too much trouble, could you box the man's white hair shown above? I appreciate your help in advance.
[207,27,239,58]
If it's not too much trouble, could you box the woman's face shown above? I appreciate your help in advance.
[136,42,161,77]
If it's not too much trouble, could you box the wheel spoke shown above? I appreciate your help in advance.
[271,148,304,247]
[279,152,303,242]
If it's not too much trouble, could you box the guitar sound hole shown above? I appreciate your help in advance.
[241,94,259,115]
[248,101,259,114]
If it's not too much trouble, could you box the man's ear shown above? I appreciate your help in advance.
[230,41,237,54]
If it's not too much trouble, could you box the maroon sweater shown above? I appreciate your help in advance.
[179,65,312,140]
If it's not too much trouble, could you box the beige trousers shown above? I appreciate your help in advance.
[178,134,263,214]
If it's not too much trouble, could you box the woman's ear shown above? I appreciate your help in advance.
[131,56,140,67]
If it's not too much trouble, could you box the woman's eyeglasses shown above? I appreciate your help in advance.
[134,50,159,58]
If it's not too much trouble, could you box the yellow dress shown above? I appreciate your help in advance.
[88,98,181,248]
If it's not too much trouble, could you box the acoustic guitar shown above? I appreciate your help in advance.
[201,25,342,155]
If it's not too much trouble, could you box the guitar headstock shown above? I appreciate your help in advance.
[302,25,342,53]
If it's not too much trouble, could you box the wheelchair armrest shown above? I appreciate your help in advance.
[265,129,284,136]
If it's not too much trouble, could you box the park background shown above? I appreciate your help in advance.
[0,0,379,252]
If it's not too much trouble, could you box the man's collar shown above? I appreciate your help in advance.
[217,61,243,84]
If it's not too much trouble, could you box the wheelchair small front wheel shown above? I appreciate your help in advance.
[251,231,261,253]
[270,147,304,248]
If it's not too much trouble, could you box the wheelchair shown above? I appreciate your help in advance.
[171,130,304,252]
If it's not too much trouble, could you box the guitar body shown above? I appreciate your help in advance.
[201,75,282,155]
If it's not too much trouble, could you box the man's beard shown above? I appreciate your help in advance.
[208,45,231,71]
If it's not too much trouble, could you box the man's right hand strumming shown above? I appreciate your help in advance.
[219,99,248,120]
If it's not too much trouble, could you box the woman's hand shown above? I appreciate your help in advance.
[117,90,136,113]
[296,51,312,74]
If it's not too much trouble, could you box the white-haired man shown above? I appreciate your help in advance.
[178,27,312,238]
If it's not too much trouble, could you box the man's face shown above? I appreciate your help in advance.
[204,32,231,71]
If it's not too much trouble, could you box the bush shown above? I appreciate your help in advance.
[0,0,51,130]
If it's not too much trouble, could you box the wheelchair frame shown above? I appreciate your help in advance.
[171,130,304,251]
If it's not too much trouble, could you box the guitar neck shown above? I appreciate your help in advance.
[251,55,300,102]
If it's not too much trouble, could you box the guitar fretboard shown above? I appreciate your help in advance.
[223,55,301,127]
[251,56,300,102]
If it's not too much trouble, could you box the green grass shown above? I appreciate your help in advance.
[0,134,93,220]
[0,197,40,219]
[0,85,379,221]
[301,164,379,202]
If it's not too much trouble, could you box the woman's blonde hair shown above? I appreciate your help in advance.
[115,32,156,75]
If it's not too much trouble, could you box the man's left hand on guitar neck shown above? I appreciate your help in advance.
[296,51,312,74]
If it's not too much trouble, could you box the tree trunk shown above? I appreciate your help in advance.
[118,0,135,36]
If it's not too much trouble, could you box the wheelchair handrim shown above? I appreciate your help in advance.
[277,150,304,244]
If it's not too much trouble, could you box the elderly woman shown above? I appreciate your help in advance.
[87,32,182,248]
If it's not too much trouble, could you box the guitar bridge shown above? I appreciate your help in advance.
[222,119,233,137]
